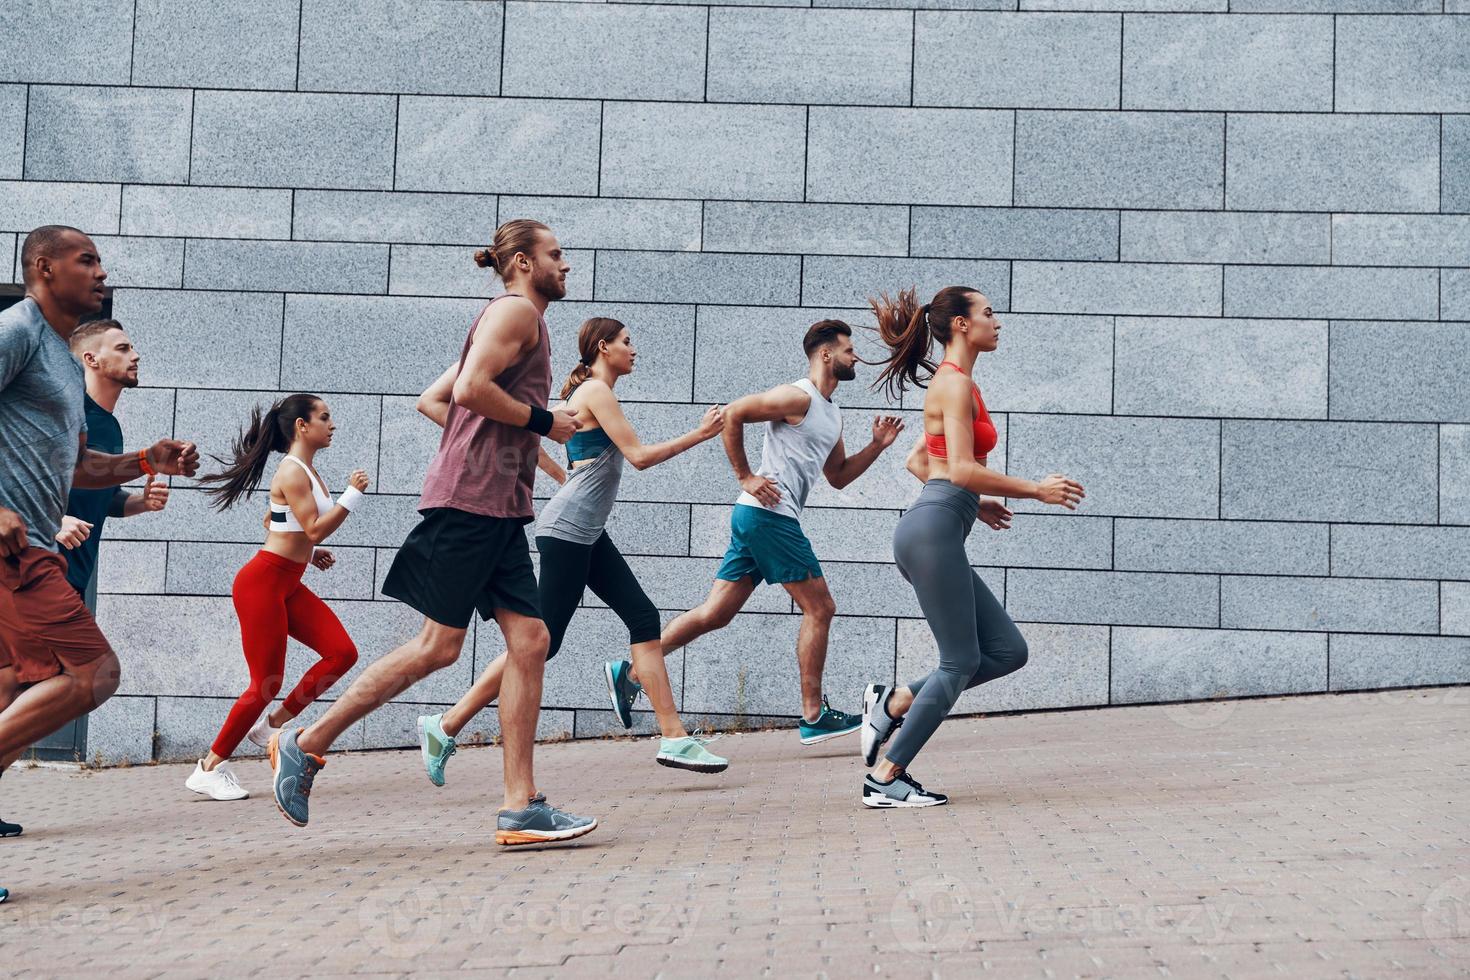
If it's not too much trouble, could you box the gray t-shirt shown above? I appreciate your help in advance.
[0,298,87,551]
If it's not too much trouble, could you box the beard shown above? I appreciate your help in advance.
[534,266,567,302]
[833,361,857,382]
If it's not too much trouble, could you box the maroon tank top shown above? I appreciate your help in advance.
[419,294,550,521]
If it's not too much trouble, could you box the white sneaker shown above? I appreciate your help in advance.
[246,711,281,749]
[185,761,250,801]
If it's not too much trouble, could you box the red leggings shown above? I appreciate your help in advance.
[211,550,358,759]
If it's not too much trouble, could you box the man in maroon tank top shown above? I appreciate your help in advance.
[268,220,600,845]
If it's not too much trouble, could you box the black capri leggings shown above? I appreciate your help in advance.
[534,532,662,659]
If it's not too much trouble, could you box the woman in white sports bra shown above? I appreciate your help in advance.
[186,394,369,801]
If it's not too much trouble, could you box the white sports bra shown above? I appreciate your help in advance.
[269,455,334,533]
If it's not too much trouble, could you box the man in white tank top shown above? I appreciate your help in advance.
[654,320,904,745]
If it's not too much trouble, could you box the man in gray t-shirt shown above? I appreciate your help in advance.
[0,227,199,872]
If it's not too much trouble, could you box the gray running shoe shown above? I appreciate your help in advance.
[861,683,901,767]
[862,770,948,809]
[269,728,325,827]
[495,793,598,846]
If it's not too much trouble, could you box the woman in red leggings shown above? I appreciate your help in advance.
[186,394,367,801]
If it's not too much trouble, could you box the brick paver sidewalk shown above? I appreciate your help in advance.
[2,688,1467,977]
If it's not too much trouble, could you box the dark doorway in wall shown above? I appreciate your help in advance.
[1,284,114,763]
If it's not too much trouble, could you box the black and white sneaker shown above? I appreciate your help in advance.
[860,683,901,767]
[862,769,948,809]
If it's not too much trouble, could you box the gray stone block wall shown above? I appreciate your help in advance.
[1,3,1464,765]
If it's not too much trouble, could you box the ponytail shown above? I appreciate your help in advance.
[560,317,627,398]
[867,285,982,400]
[198,393,322,511]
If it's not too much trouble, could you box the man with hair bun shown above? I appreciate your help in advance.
[645,319,905,746]
[268,219,600,846]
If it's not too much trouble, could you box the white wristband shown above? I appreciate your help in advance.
[337,486,366,513]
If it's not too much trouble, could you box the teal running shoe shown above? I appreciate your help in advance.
[604,660,643,729]
[417,713,457,788]
[799,697,862,745]
[0,885,7,904]
[496,794,598,846]
[656,734,729,773]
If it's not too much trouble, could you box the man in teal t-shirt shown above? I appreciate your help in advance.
[58,320,169,601]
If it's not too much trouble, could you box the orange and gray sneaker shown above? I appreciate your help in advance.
[495,793,598,846]
[269,728,325,827]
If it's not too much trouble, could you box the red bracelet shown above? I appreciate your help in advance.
[138,449,156,477]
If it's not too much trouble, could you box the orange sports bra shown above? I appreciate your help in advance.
[924,361,998,463]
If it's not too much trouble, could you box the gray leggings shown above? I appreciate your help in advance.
[885,480,1029,768]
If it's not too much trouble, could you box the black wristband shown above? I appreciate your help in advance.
[524,405,554,436]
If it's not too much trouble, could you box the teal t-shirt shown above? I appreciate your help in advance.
[63,394,129,593]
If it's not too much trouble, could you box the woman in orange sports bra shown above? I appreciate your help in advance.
[855,285,1085,809]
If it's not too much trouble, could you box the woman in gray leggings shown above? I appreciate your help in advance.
[860,285,1085,808]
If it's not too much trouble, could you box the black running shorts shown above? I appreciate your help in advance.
[382,507,540,629]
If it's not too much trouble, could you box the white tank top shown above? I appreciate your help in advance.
[269,455,334,533]
[735,377,843,521]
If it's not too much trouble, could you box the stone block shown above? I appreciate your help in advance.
[1015,111,1223,209]
[708,8,913,105]
[499,196,703,251]
[801,256,1009,310]
[1329,525,1470,581]
[915,12,1121,109]
[95,541,169,595]
[1221,576,1439,634]
[109,289,283,390]
[299,0,503,96]
[1114,519,1328,576]
[1225,114,1439,212]
[192,91,397,190]
[1007,414,1219,517]
[0,0,133,84]
[505,3,704,100]
[897,621,1110,714]
[808,107,1013,205]
[121,185,292,240]
[0,85,24,179]
[1336,15,1470,113]
[1329,321,1470,423]
[1006,569,1219,626]
[1011,261,1221,317]
[911,206,1119,262]
[1023,0,1222,8]
[0,180,120,235]
[1110,627,1325,703]
[84,235,185,289]
[1224,266,1438,321]
[83,695,156,767]
[1222,420,1437,523]
[704,202,909,257]
[24,86,192,184]
[1443,425,1470,525]
[594,251,799,306]
[1442,583,1470,637]
[1123,14,1332,111]
[133,0,298,89]
[1446,116,1470,214]
[1119,210,1330,265]
[1328,635,1470,691]
[396,96,600,196]
[1330,215,1470,268]
[1115,316,1327,418]
[293,190,499,245]
[166,542,379,602]
[601,102,806,201]
[184,239,390,295]
[1446,269,1470,321]
[964,513,1114,570]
